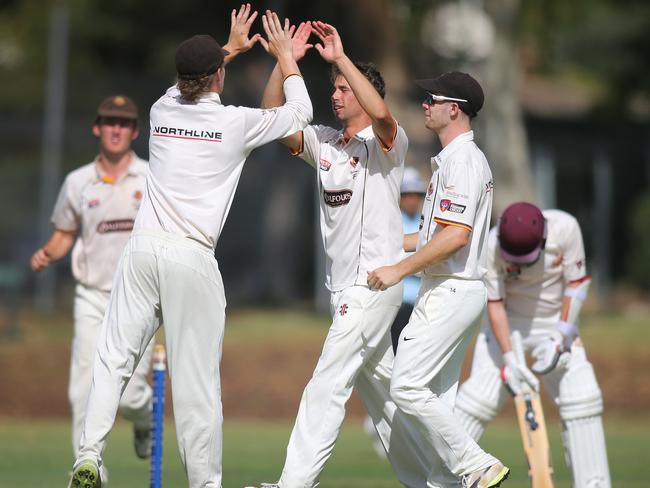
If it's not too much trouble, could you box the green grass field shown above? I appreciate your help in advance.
[1,307,648,486]
[0,415,647,487]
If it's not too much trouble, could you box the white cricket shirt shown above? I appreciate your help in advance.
[485,209,587,320]
[295,124,407,291]
[134,76,312,249]
[51,154,148,291]
[418,130,493,280]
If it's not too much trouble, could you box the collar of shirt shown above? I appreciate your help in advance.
[430,130,474,172]
[165,85,223,106]
[334,125,373,145]
[93,151,140,185]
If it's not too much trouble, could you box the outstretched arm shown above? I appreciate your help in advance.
[312,21,397,148]
[222,4,261,66]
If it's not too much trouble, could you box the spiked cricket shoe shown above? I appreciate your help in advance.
[69,459,102,488]
[462,462,510,488]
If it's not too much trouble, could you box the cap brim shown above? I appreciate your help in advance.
[500,246,542,265]
[97,110,137,120]
[415,78,443,93]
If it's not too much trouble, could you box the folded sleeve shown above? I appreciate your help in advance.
[373,122,408,167]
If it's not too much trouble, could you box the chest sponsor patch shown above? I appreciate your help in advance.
[323,189,353,207]
[319,158,332,171]
[88,198,100,208]
[349,156,359,168]
[97,219,135,234]
[439,199,466,213]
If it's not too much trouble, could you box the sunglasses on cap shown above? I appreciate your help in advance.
[424,92,468,105]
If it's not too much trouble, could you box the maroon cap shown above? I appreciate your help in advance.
[498,202,546,265]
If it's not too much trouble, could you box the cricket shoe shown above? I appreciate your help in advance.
[69,459,102,488]
[134,425,152,459]
[461,462,510,488]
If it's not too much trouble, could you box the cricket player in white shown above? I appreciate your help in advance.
[455,202,611,488]
[31,95,153,466]
[259,21,442,488]
[368,72,510,488]
[69,7,312,488]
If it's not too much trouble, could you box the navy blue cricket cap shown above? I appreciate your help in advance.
[175,35,229,80]
[416,71,484,118]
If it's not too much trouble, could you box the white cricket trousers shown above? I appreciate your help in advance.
[390,277,498,483]
[69,283,153,457]
[77,229,226,488]
[279,284,447,488]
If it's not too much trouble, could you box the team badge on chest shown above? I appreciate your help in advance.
[319,158,332,171]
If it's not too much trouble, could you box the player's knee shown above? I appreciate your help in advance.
[390,383,422,415]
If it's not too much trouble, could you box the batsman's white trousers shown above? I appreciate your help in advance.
[279,284,452,488]
[390,277,498,483]
[69,283,153,457]
[77,230,226,488]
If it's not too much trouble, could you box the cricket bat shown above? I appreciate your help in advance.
[512,330,554,488]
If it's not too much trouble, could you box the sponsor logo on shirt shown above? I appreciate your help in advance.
[349,156,359,168]
[419,214,424,230]
[439,199,466,213]
[88,198,100,208]
[152,126,222,142]
[323,189,353,207]
[485,180,494,193]
[339,304,348,316]
[97,219,135,234]
[319,158,332,171]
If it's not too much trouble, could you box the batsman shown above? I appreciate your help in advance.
[455,202,611,488]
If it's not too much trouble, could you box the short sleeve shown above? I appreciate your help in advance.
[560,216,587,282]
[372,122,408,166]
[50,176,80,232]
[294,124,340,169]
[485,229,505,300]
[433,161,480,232]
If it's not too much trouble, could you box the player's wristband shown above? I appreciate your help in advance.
[557,320,579,349]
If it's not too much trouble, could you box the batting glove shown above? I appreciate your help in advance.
[531,331,570,375]
[501,351,540,395]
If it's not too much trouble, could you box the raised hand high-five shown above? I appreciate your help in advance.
[292,21,313,61]
[259,10,302,80]
[224,4,261,63]
[312,21,344,64]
